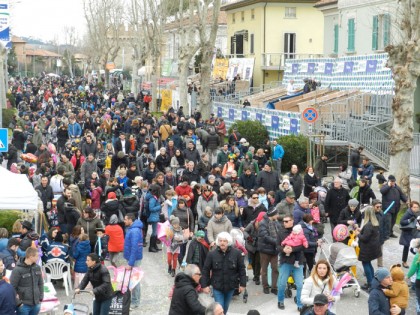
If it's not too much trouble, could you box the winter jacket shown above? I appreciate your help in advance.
[276,199,295,220]
[300,222,318,254]
[272,144,285,160]
[293,203,311,224]
[350,149,361,167]
[0,248,17,270]
[73,239,91,273]
[200,246,246,292]
[278,224,305,265]
[256,170,280,193]
[338,168,352,190]
[301,276,340,313]
[242,201,267,227]
[68,122,82,138]
[380,183,408,215]
[146,192,161,223]
[169,273,206,315]
[196,160,211,179]
[64,205,81,234]
[101,199,122,225]
[105,224,125,252]
[383,266,409,309]
[121,195,140,215]
[337,207,362,227]
[358,222,381,262]
[399,208,419,247]
[76,216,103,246]
[175,185,194,208]
[81,141,97,158]
[0,280,16,314]
[324,187,350,224]
[358,162,374,181]
[257,215,281,255]
[94,235,109,261]
[186,239,209,271]
[198,214,211,231]
[36,184,54,212]
[124,219,143,266]
[80,159,97,181]
[90,187,103,209]
[303,173,319,197]
[183,148,200,165]
[357,185,376,205]
[156,153,171,173]
[244,221,259,254]
[238,173,257,191]
[79,263,114,302]
[281,230,308,248]
[182,168,200,184]
[368,278,391,315]
[287,172,304,199]
[206,131,220,150]
[10,258,44,306]
[216,150,229,167]
[207,215,232,244]
[196,193,219,217]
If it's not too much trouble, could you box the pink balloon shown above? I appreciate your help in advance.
[333,224,349,242]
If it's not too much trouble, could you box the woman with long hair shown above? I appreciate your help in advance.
[220,195,241,228]
[356,206,381,291]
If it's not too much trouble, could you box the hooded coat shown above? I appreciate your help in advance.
[383,266,409,309]
[73,239,91,273]
[105,223,125,252]
[101,199,122,225]
[368,277,391,315]
[168,273,206,315]
[121,194,140,215]
[124,219,143,266]
[206,215,233,244]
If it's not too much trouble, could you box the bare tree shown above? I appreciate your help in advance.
[83,0,124,88]
[63,26,78,78]
[385,0,420,197]
[196,0,221,119]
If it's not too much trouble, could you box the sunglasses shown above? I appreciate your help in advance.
[283,220,292,223]
[252,196,258,199]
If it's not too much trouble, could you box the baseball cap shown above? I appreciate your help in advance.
[313,294,328,305]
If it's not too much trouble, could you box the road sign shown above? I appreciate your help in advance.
[0,128,8,152]
[302,107,318,123]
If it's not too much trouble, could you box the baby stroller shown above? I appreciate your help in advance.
[230,228,249,303]
[327,242,361,297]
[64,290,92,315]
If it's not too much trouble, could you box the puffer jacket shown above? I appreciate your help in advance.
[121,195,140,215]
[10,258,44,306]
[172,204,194,231]
[207,215,233,244]
[105,223,125,252]
[146,192,161,223]
[101,199,122,225]
[368,278,390,315]
[73,240,91,273]
[169,273,206,315]
[256,170,280,193]
[124,219,143,266]
[300,221,318,254]
[200,246,246,292]
[79,263,114,301]
[301,275,340,313]
[257,214,281,255]
[76,216,104,246]
[358,222,381,262]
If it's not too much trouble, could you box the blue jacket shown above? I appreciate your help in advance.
[146,192,161,223]
[68,122,82,138]
[368,278,390,315]
[293,203,310,225]
[0,280,16,314]
[124,219,144,266]
[43,242,69,263]
[272,144,285,160]
[73,240,91,273]
[0,238,7,252]
[358,162,374,180]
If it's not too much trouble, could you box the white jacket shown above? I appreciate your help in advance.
[301,275,340,313]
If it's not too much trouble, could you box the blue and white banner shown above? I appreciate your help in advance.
[0,0,10,48]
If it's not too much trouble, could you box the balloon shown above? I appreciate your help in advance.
[333,224,349,242]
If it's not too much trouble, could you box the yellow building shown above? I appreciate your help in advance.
[221,0,324,87]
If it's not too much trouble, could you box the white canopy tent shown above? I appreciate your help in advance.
[0,166,38,209]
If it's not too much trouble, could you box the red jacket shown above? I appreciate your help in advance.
[175,185,194,208]
[70,155,85,169]
[105,224,125,252]
[90,187,103,209]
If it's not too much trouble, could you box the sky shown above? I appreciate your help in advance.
[11,0,86,44]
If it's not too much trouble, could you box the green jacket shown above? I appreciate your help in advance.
[407,253,420,280]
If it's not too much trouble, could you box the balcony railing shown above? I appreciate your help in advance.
[261,53,324,70]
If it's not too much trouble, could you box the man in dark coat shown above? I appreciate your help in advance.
[324,177,350,233]
[350,146,363,180]
[380,175,408,238]
[368,268,401,315]
[287,164,303,199]
[256,162,280,193]
[205,128,220,164]
[169,264,206,315]
[36,175,54,213]
[241,191,267,227]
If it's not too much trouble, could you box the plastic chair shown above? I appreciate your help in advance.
[43,258,72,296]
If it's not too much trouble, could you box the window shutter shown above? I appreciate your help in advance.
[383,14,391,47]
[230,36,235,54]
[372,15,378,51]
[347,19,355,52]
[250,34,254,54]
[334,24,339,54]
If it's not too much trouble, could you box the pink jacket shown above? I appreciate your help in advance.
[281,231,308,248]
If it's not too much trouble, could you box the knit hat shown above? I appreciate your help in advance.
[239,138,247,143]
[208,175,216,180]
[170,215,180,225]
[265,161,273,168]
[348,199,359,207]
[107,192,117,199]
[109,214,119,224]
[292,225,303,234]
[124,187,133,196]
[220,182,233,194]
[388,175,396,182]
[195,230,205,238]
[267,208,278,217]
[282,178,290,186]
[375,268,391,282]
[256,212,266,222]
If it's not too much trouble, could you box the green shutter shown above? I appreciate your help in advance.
[347,19,355,52]
[383,14,391,47]
[334,24,339,54]
[372,15,378,51]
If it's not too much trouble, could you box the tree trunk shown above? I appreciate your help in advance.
[105,68,110,89]
[150,55,160,112]
[178,57,190,113]
[197,46,213,120]
[67,56,74,78]
[131,60,141,95]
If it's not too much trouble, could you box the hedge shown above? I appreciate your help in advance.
[0,210,22,233]
[228,120,269,149]
[277,134,308,173]
[2,108,16,129]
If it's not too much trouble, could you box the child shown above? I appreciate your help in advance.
[198,207,213,231]
[257,187,268,210]
[73,233,91,288]
[281,225,308,268]
[163,189,178,220]
[383,264,409,314]
[94,228,109,263]
[166,216,184,277]
[185,230,209,271]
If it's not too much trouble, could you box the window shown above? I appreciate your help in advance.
[347,18,355,52]
[285,7,296,18]
[230,36,235,54]
[284,33,296,59]
[250,34,254,54]
[241,11,244,22]
[232,13,236,23]
[251,9,255,20]
[333,24,339,54]
[372,14,391,51]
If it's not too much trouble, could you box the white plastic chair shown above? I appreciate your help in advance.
[43,259,72,296]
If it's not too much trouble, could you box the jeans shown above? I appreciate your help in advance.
[274,158,282,176]
[277,263,304,307]
[151,222,158,236]
[362,261,374,285]
[17,304,41,315]
[352,167,358,180]
[213,289,235,314]
[93,298,112,315]
[260,253,278,290]
[130,260,142,307]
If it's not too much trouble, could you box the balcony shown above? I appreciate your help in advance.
[261,53,324,70]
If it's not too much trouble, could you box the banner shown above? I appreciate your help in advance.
[272,116,279,130]
[0,0,10,48]
[217,107,223,117]
[343,61,354,74]
[212,58,229,80]
[324,63,333,74]
[161,59,172,77]
[161,89,172,112]
[366,60,378,73]
[307,63,315,74]
[292,64,299,74]
[226,58,255,81]
[256,113,263,122]
[229,108,235,120]
[241,111,248,121]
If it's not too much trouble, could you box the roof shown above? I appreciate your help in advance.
[221,0,318,10]
[165,11,226,31]
[25,46,62,58]
[314,0,338,7]
[12,35,26,43]
[74,53,88,59]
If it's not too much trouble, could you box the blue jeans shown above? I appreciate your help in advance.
[17,304,41,315]
[362,261,374,285]
[93,298,112,315]
[352,167,358,180]
[150,222,158,236]
[277,263,304,307]
[131,260,142,307]
[213,289,235,314]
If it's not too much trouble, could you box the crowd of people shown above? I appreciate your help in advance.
[0,74,418,315]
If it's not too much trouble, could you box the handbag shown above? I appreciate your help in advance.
[182,209,191,241]
[400,219,416,231]
[109,269,132,315]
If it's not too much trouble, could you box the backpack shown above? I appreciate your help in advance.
[310,207,321,224]
[139,192,148,219]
